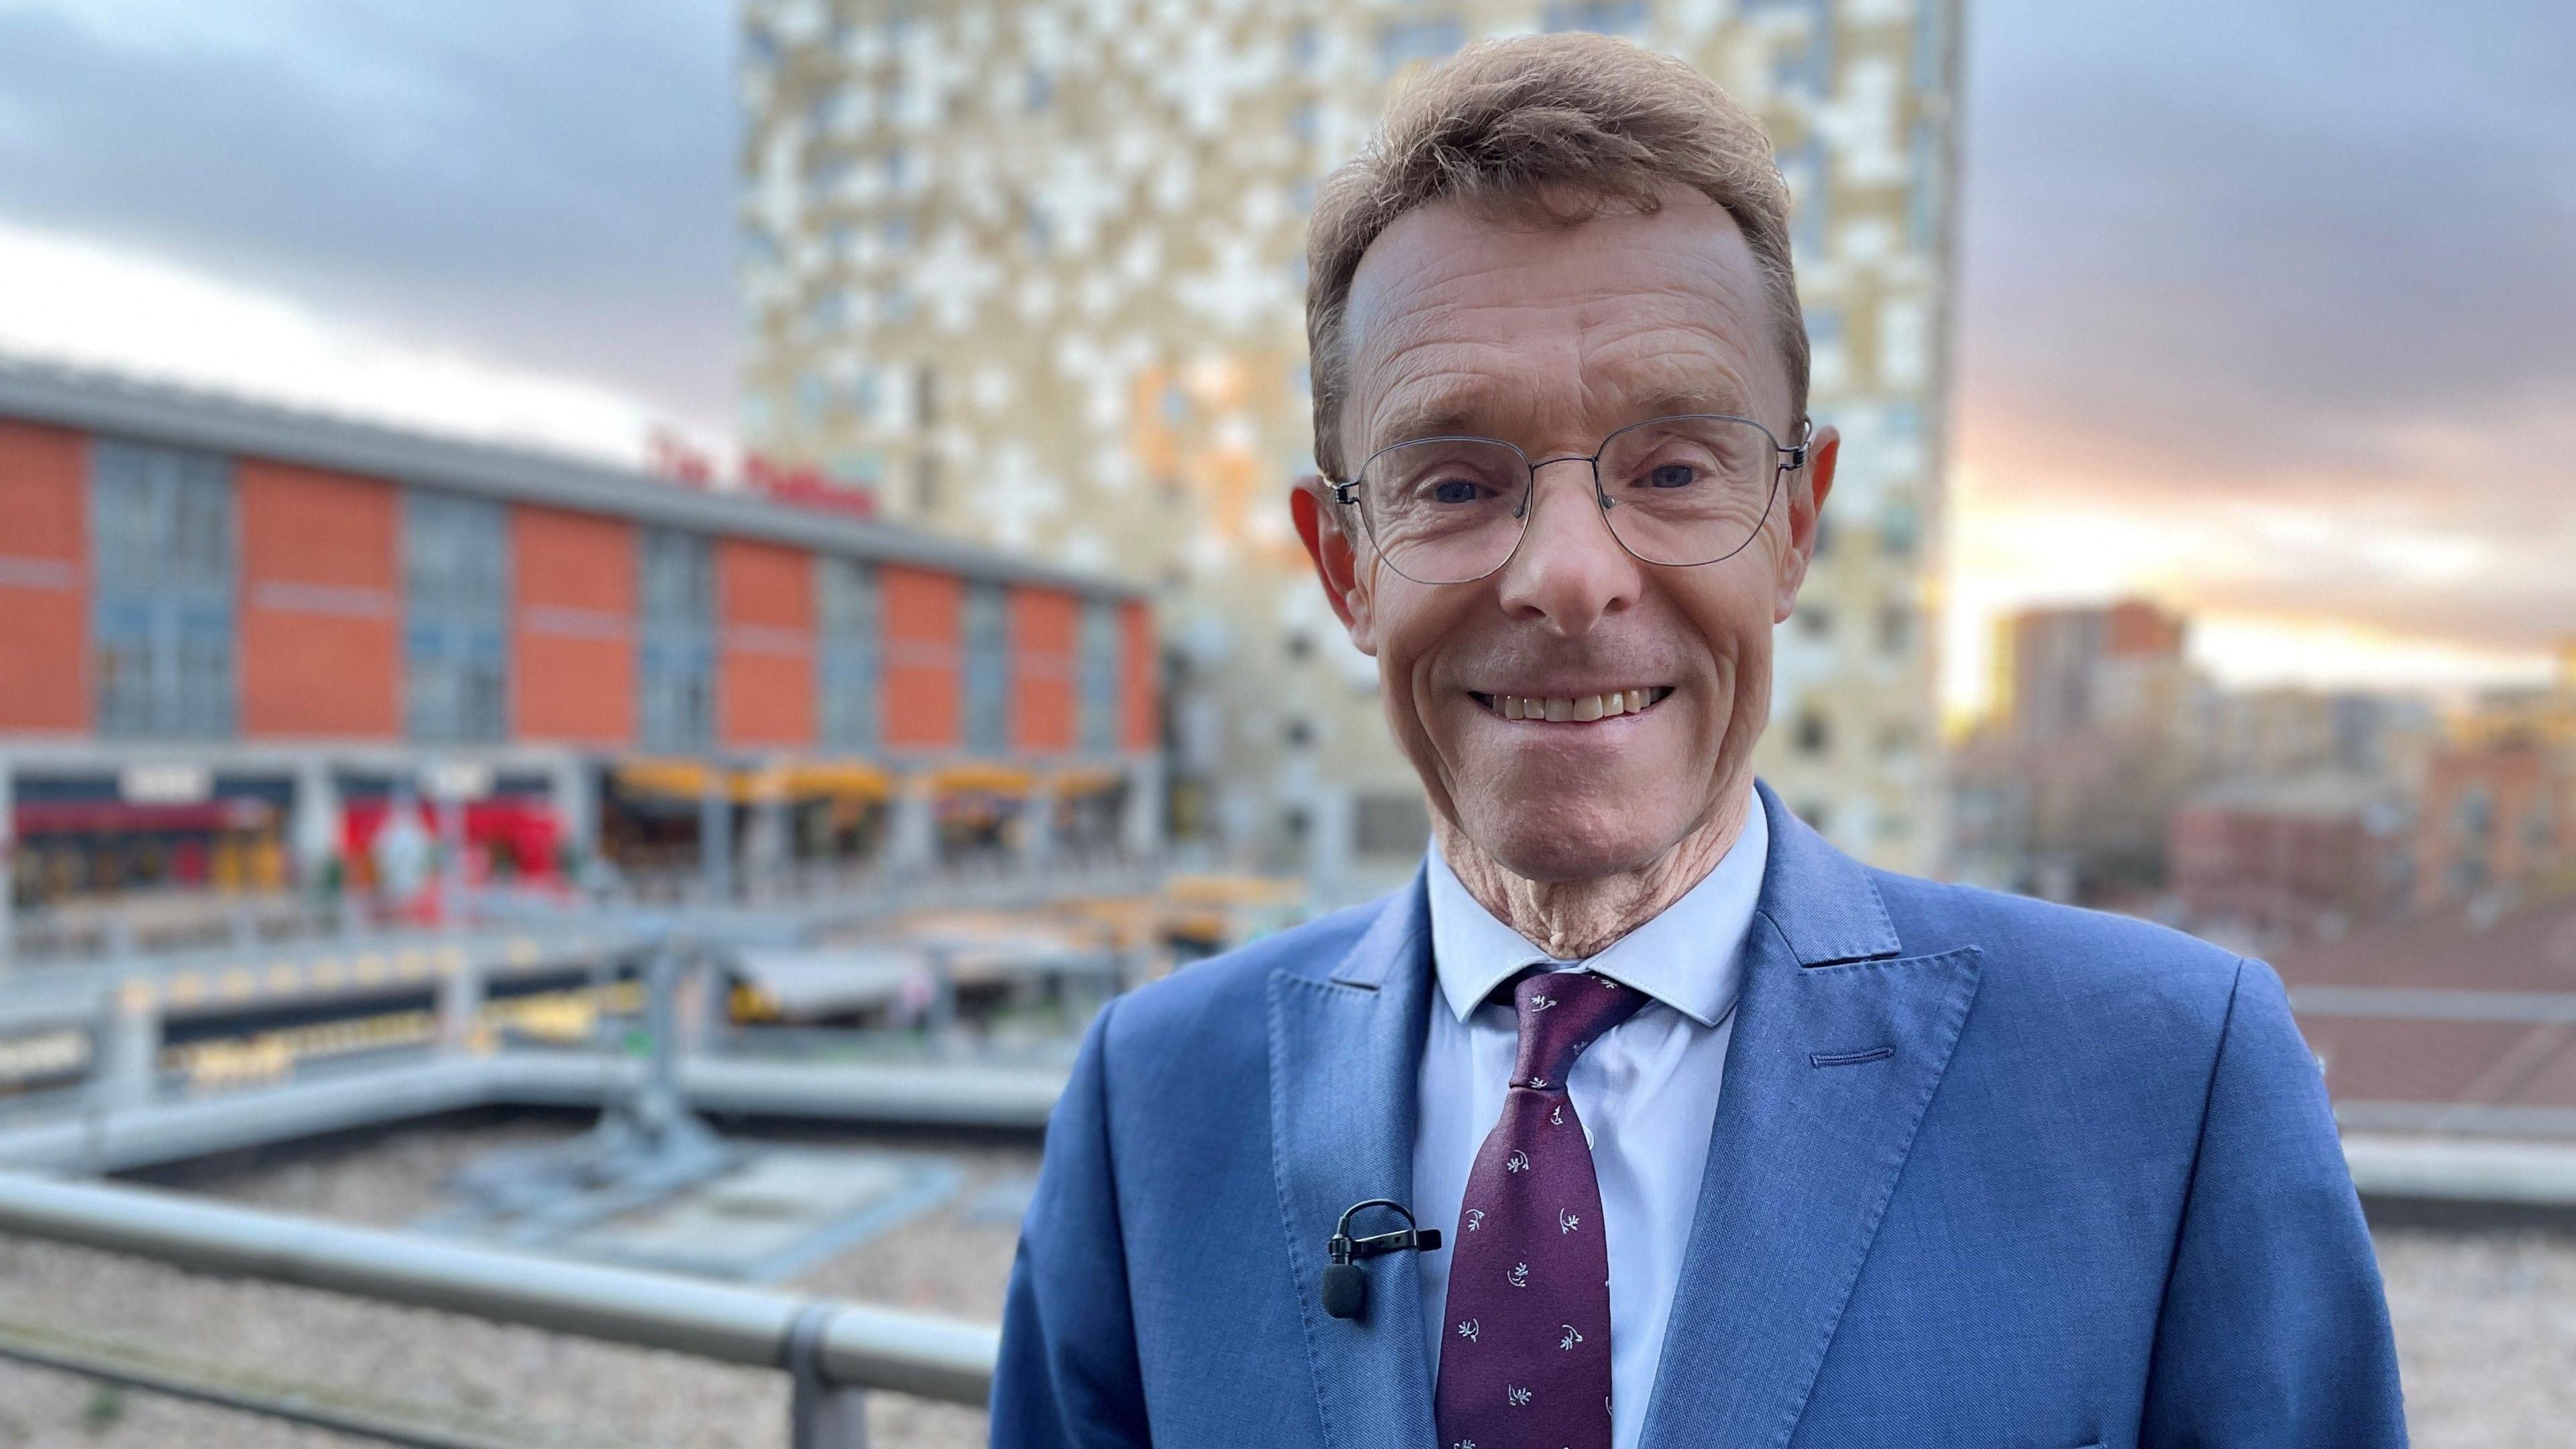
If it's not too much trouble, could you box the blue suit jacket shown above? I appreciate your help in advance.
[994,778,2406,1447]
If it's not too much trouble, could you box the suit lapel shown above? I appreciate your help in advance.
[1269,867,1440,1449]
[1638,780,1983,1449]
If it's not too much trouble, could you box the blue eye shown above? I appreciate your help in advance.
[1430,478,1483,504]
[1648,464,1699,489]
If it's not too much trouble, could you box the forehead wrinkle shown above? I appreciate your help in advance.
[1361,345,1559,449]
[1343,199,1786,456]
[1572,325,1761,421]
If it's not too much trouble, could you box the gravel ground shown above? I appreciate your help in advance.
[2379,1228,2576,1448]
[0,1113,1023,1449]
[0,1116,2567,1446]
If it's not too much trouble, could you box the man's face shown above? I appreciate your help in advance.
[1295,190,1837,883]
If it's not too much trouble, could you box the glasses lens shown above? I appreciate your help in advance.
[1355,437,1529,584]
[1595,416,1780,566]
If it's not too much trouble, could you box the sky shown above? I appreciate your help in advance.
[0,0,2567,717]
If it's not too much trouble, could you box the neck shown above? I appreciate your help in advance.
[1436,777,1758,961]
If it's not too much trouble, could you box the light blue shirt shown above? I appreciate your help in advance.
[1413,793,1769,1449]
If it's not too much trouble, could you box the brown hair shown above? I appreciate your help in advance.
[1304,33,1805,482]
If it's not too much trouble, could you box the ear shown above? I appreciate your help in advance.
[1290,478,1380,655]
[1773,423,1839,625]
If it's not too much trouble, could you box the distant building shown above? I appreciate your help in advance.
[1994,599,2191,745]
[2188,684,2442,786]
[2271,888,2576,1131]
[1950,600,2200,901]
[2168,770,2411,942]
[0,359,1159,946]
[737,0,1968,889]
[2413,740,2575,913]
[2455,642,2576,754]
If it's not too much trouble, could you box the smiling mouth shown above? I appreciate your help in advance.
[1470,686,1674,722]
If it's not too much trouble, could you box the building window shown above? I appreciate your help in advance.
[1541,0,1647,36]
[1909,119,1944,254]
[1079,600,1122,753]
[91,440,235,740]
[1879,602,1915,655]
[1796,710,1831,757]
[817,557,880,752]
[963,583,1010,755]
[404,490,508,744]
[1355,792,1431,857]
[1786,142,1832,262]
[638,529,716,753]
[1878,496,1919,557]
[1375,15,1463,76]
[1775,0,1836,96]
[2456,786,2493,839]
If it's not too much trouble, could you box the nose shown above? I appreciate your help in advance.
[1491,459,1641,636]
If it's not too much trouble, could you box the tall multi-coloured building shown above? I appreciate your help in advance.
[739,0,1962,892]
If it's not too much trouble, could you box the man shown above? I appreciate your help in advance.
[995,34,2404,1449]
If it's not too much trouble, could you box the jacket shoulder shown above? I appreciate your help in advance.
[1866,867,2249,1042]
[1097,891,1389,1069]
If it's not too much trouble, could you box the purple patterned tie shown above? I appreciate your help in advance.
[1435,969,1646,1449]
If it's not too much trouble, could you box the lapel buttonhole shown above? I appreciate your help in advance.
[1807,1045,1894,1068]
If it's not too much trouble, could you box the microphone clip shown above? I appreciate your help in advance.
[1322,1198,1442,1322]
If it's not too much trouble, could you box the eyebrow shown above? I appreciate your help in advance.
[1364,382,1758,457]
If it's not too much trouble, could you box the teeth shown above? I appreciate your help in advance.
[1489,691,1659,721]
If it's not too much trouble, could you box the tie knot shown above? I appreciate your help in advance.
[1509,970,1645,1090]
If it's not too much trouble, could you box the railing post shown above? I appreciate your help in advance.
[96,964,160,1112]
[0,756,14,975]
[924,945,959,1055]
[436,943,486,1053]
[786,1303,869,1449]
[700,767,735,906]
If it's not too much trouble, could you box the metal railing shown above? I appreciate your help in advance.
[0,1169,997,1448]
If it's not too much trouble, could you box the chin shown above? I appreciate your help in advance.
[1456,791,1683,884]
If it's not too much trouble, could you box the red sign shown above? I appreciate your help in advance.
[744,453,879,519]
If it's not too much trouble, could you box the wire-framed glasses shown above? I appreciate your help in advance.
[1329,413,1809,586]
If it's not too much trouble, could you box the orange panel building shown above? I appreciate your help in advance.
[235,460,401,739]
[1010,588,1080,755]
[0,358,1158,917]
[1121,602,1157,753]
[879,566,962,753]
[716,539,815,750]
[513,506,638,748]
[0,421,88,735]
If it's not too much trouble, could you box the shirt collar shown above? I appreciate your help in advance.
[1425,790,1770,1028]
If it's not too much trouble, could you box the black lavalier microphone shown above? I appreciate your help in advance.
[1322,1199,1442,1322]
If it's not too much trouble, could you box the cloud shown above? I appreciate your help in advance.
[0,219,704,465]
[1945,0,2576,706]
[0,0,739,437]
